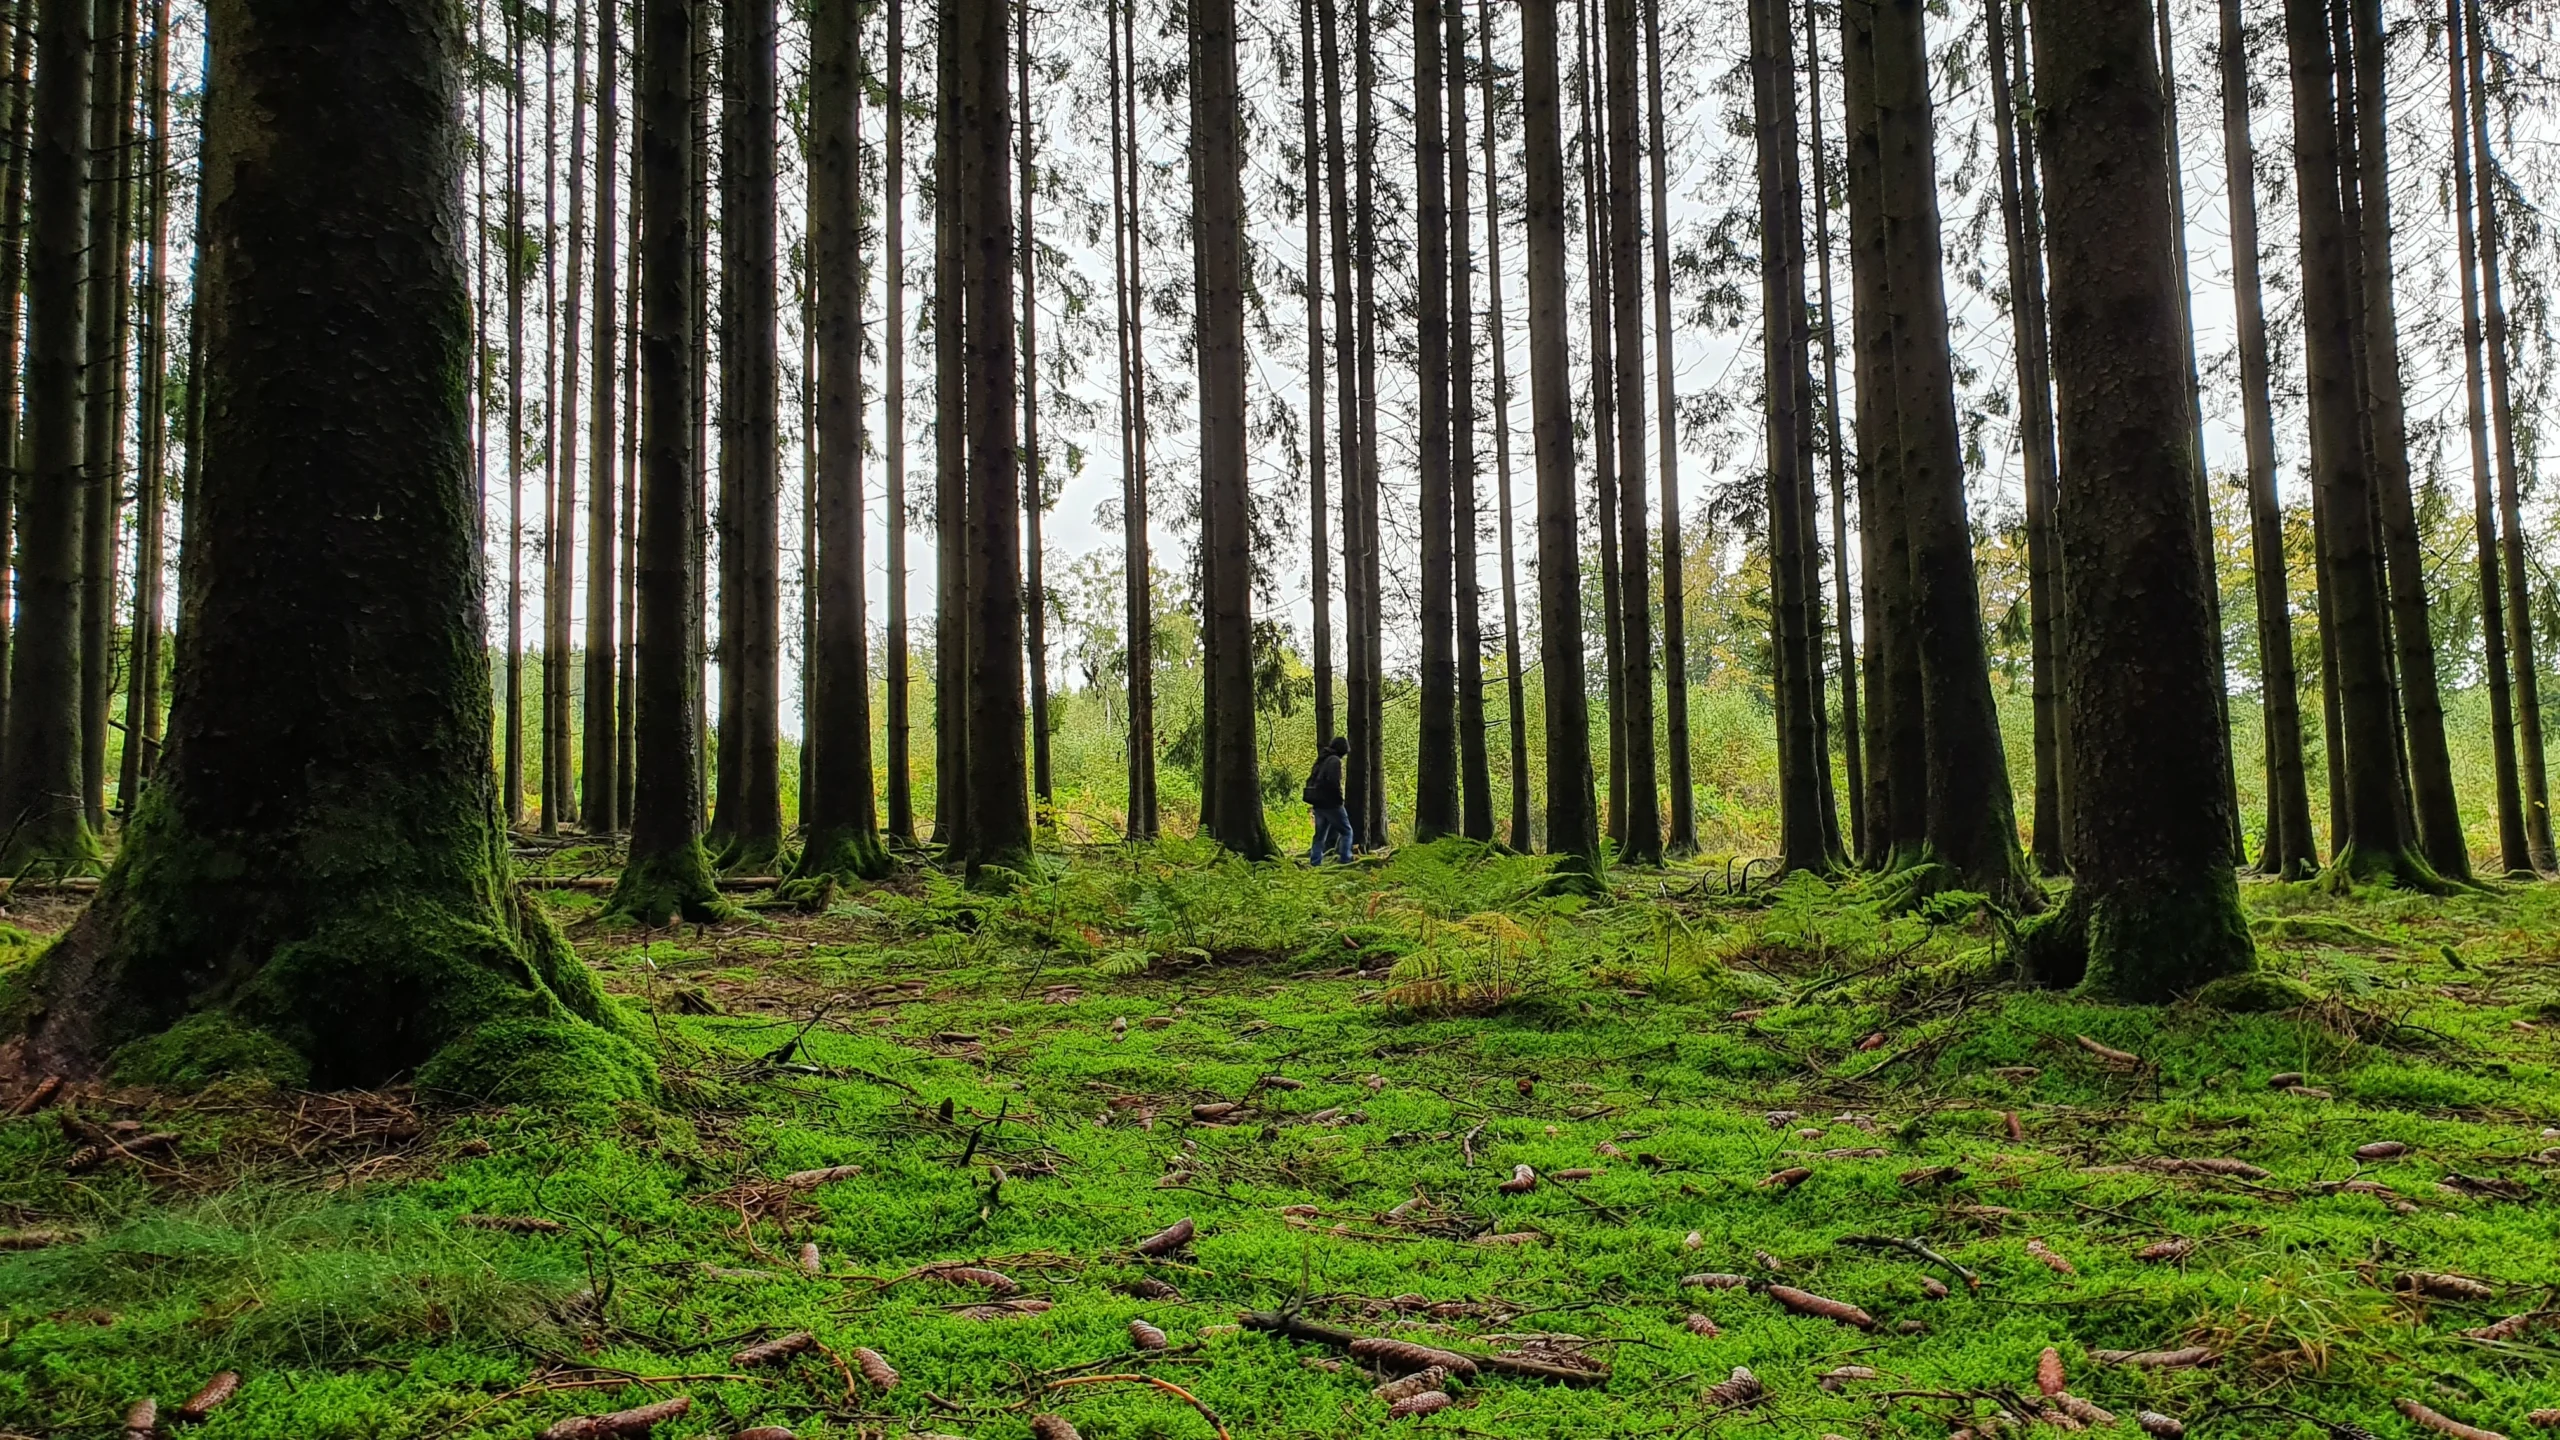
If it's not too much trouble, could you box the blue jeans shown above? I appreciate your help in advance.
[1308,805,1355,863]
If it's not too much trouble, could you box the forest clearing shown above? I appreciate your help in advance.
[4,843,2558,1439]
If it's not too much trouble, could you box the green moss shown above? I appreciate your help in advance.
[790,823,891,885]
[112,1012,311,1091]
[2192,971,2317,1013]
[602,841,737,926]
[414,1012,655,1106]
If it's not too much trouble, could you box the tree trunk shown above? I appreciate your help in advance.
[582,0,623,832]
[1447,0,1492,843]
[932,0,971,854]
[1576,0,1624,853]
[1410,0,1457,844]
[1641,0,1690,855]
[609,0,725,922]
[1750,0,1825,877]
[1841,0,1921,872]
[1873,0,2035,907]
[2021,0,2254,1000]
[2222,0,2316,878]
[503,0,526,828]
[1191,0,1271,859]
[114,0,169,816]
[617,144,640,828]
[2447,0,2525,875]
[538,0,562,835]
[1520,0,1601,887]
[1603,0,1656,865]
[17,0,644,1099]
[1803,0,1863,862]
[1019,0,1049,813]
[0,0,34,731]
[1301,0,1332,750]
[1986,0,2066,876]
[79,0,133,837]
[1,0,97,869]
[1109,0,1156,841]
[795,0,890,882]
[547,0,590,834]
[884,0,914,843]
[1481,0,1532,851]
[2335,0,2462,879]
[1320,0,1364,843]
[2466,0,2551,872]
[2281,0,2431,890]
[1352,0,1384,847]
[687,0,712,827]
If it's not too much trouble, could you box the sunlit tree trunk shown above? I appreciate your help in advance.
[115,0,170,815]
[0,0,32,729]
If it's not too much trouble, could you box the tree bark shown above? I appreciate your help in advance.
[2221,0,2315,878]
[582,0,623,832]
[79,0,134,837]
[1018,0,1049,812]
[1521,0,1601,887]
[1637,0,1692,856]
[795,0,890,882]
[2446,0,2525,875]
[547,0,590,834]
[1108,0,1156,841]
[1,0,97,869]
[1481,0,1532,851]
[1411,0,1457,844]
[884,0,914,843]
[2021,0,2254,1000]
[609,0,726,922]
[617,139,640,829]
[115,0,170,816]
[1352,0,1384,847]
[1320,0,1364,844]
[0,0,34,731]
[1873,0,2035,907]
[931,0,971,854]
[15,0,643,1098]
[503,0,526,827]
[1803,0,1863,863]
[1301,0,1332,750]
[1576,0,1624,853]
[1448,0,1492,842]
[1603,0,1656,865]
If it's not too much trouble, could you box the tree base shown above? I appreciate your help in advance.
[2020,867,2255,1003]
[0,821,103,880]
[791,824,892,886]
[2318,842,2466,897]
[715,832,783,878]
[604,842,738,926]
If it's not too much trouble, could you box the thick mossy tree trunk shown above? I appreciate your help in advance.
[795,0,890,883]
[1522,0,1601,889]
[1,0,96,872]
[7,0,646,1099]
[609,0,727,924]
[1410,0,1457,844]
[1190,0,1272,860]
[2021,0,2255,1002]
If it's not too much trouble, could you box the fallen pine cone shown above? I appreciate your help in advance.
[1372,1367,1449,1403]
[781,1163,864,1188]
[2091,1346,2215,1369]
[2057,1394,2118,1426]
[852,1346,898,1390]
[2525,1409,2560,1427]
[1553,1167,1598,1181]
[731,1430,795,1440]
[8,1075,63,1116]
[2462,1313,2535,1342]
[2076,1035,2142,1067]
[2397,1399,2508,1440]
[1767,1285,1873,1329]
[1817,1365,1879,1391]
[1128,1319,1168,1350]
[2036,1346,2065,1396]
[122,1399,156,1440]
[2397,1271,2497,1301]
[1388,1391,1454,1419]
[1125,1276,1182,1300]
[930,1265,1021,1293]
[797,1243,822,1276]
[1858,1032,1886,1051]
[1348,1337,1481,1377]
[1682,1272,1749,1290]
[1029,1415,1082,1440]
[457,1214,565,1233]
[2353,1141,2410,1161]
[172,1372,239,1424]
[2268,1071,2305,1089]
[1683,1313,1720,1336]
[2136,1414,2186,1438]
[1475,1231,1542,1246]
[956,1299,1053,1321]
[1922,1276,1950,1299]
[731,1332,815,1367]
[541,1397,692,1440]
[1763,1110,1799,1128]
[1499,1164,1538,1193]
[1192,1101,1240,1120]
[1901,1165,1964,1187]
[2025,1239,2077,1275]
[1704,1366,1762,1406]
[1758,1167,1812,1190]
[2137,1238,2195,1262]
[2004,1112,2025,1142]
[1136,1217,1196,1255]
[1752,1249,1787,1273]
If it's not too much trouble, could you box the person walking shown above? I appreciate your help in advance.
[1304,735,1355,863]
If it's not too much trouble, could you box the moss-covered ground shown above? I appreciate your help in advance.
[4,840,2559,1439]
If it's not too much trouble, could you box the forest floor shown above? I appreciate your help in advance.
[3,840,2559,1440]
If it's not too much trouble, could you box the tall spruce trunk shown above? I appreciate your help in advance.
[1641,0,1692,855]
[1842,0,1922,871]
[884,0,914,842]
[2466,0,2551,871]
[1352,0,1385,846]
[957,0,1030,875]
[1750,0,1825,876]
[1411,0,1458,843]
[1448,0,1492,841]
[2281,0,2432,890]
[2447,0,2525,874]
[0,0,33,727]
[547,0,590,833]
[1301,0,1333,748]
[2339,0,2463,879]
[19,0,642,1099]
[503,0,526,827]
[1482,0,1533,850]
[1108,0,1156,841]
[931,0,972,854]
[609,0,725,922]
[1191,0,1271,859]
[1603,0,1657,864]
[1521,0,1601,887]
[2222,0,2316,877]
[2021,0,2254,1000]
[1804,0,1864,860]
[1987,0,2067,875]
[1,0,96,869]
[1019,2,1049,811]
[617,150,640,828]
[796,0,890,882]
[1873,0,2034,907]
[687,1,711,826]
[1320,0,1366,846]
[78,0,133,837]
[582,0,623,832]
[115,0,169,813]
[1576,0,1625,852]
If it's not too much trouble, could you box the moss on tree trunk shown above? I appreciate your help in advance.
[3,0,648,1100]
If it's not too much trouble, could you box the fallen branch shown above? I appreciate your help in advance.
[1839,1234,1981,1292]
[1047,1373,1233,1440]
[1236,1309,1609,1386]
